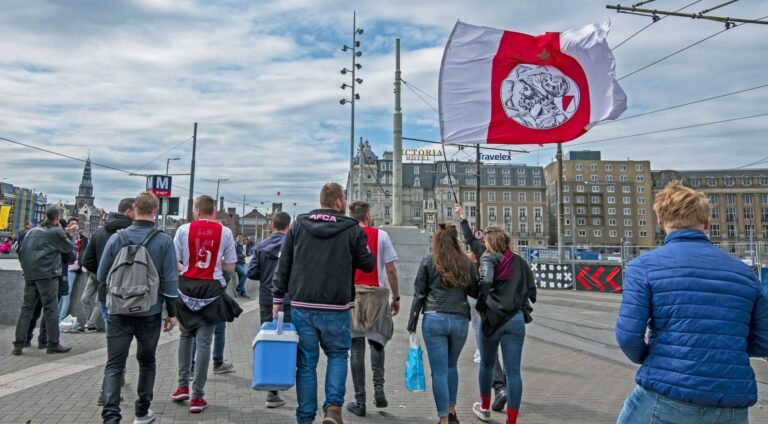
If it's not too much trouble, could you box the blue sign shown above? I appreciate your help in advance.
[146,175,172,197]
[575,251,599,261]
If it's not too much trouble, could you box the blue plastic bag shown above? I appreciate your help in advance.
[404,334,426,392]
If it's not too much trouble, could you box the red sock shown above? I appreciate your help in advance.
[480,395,491,410]
[506,407,519,424]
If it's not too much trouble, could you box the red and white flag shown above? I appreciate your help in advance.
[439,21,626,145]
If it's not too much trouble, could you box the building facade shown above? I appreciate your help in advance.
[653,170,768,261]
[544,151,655,253]
[0,182,47,238]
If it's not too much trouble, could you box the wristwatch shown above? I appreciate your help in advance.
[393,296,401,302]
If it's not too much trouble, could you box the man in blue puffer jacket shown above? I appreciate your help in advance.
[616,181,768,423]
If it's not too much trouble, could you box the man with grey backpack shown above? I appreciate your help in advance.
[97,191,179,424]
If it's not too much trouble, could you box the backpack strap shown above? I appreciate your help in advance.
[117,229,131,246]
[140,229,161,247]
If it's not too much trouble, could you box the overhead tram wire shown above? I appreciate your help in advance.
[598,82,768,125]
[131,135,194,173]
[618,14,768,81]
[612,0,703,50]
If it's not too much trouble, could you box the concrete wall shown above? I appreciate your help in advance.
[381,226,431,296]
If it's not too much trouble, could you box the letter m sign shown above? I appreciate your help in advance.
[146,175,172,197]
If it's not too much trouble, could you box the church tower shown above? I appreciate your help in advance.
[75,157,95,210]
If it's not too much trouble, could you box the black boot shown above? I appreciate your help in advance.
[11,344,23,356]
[374,387,388,408]
[346,400,366,417]
[46,344,72,354]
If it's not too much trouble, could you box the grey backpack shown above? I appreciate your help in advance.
[106,229,160,315]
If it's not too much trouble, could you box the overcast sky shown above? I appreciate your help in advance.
[1,0,766,216]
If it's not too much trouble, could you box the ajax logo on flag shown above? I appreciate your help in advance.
[501,64,580,130]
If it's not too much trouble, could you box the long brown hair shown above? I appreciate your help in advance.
[432,222,469,288]
[484,225,511,253]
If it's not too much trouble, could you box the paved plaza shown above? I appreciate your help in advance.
[1,290,767,423]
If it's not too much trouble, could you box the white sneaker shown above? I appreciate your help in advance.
[133,409,155,424]
[472,402,490,422]
[474,349,481,364]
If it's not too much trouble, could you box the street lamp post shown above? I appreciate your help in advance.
[215,178,229,212]
[340,11,363,201]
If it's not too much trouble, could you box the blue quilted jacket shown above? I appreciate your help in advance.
[615,229,768,408]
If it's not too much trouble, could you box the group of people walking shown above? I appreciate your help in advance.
[8,179,768,424]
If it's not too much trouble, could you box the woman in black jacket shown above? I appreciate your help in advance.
[471,226,536,424]
[408,223,479,424]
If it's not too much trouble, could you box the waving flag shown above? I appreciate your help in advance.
[439,21,626,145]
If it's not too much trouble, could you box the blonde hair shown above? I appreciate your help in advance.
[134,191,159,216]
[484,225,510,253]
[653,181,709,231]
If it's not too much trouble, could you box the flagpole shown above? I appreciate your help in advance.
[476,145,481,230]
[556,142,564,263]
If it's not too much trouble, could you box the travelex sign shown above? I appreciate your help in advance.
[480,153,513,161]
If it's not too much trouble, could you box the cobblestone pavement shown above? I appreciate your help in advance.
[1,289,768,423]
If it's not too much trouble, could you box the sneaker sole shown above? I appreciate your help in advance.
[171,394,190,401]
[322,418,341,424]
[190,406,207,413]
[266,400,286,408]
[213,368,235,374]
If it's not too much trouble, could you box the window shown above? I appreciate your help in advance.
[608,209,616,216]
[466,177,476,185]
[592,207,601,215]
[620,175,629,182]
[563,195,570,203]
[636,220,647,228]
[533,192,542,202]
[503,177,511,186]
[488,168,495,174]
[413,177,420,187]
[742,176,752,186]
[592,218,602,226]
[591,175,599,182]
[726,194,735,205]
[607,185,615,193]
[592,185,601,193]
[623,209,632,216]
[576,185,585,192]
[520,223,527,235]
[563,185,569,193]
[709,195,718,205]
[564,229,571,237]
[594,230,602,237]
[591,164,598,171]
[726,208,736,222]
[488,192,496,202]
[517,168,526,175]
[623,197,631,204]
[620,164,628,172]
[576,195,586,203]
[488,177,496,186]
[764,223,768,238]
[532,168,541,175]
[519,192,527,202]
[745,224,755,237]
[606,175,614,182]
[535,223,543,234]
[622,186,631,193]
[533,177,541,186]
[591,196,601,203]
[637,186,645,193]
[517,177,526,186]
[467,206,476,218]
[609,230,617,238]
[564,207,571,215]
[446,207,452,218]
[578,230,587,237]
[575,164,584,171]
[384,206,390,217]
[636,164,644,172]
[488,207,497,221]
[502,168,510,174]
[690,178,700,187]
[413,167,419,175]
[727,223,736,238]
[638,208,646,216]
[744,208,754,220]
[605,164,613,172]
[724,176,734,187]
[640,231,648,238]
[464,191,475,202]
[608,218,617,226]
[503,192,511,202]
[534,207,543,219]
[637,197,645,204]
[608,197,616,204]
[576,207,587,215]
[450,163,455,172]
[625,230,633,238]
[763,207,768,221]
[711,207,720,219]
[762,194,768,205]
[706,177,717,186]
[710,224,720,237]
[636,175,645,182]
[762,176,768,186]
[413,206,421,218]
[576,175,584,181]
[503,207,512,218]
[744,194,753,205]
[518,207,527,218]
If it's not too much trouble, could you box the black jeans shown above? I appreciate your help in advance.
[14,278,60,347]
[350,337,385,403]
[101,314,162,424]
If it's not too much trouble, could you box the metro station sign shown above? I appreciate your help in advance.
[146,175,172,198]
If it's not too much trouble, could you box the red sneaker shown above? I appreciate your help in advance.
[171,386,190,401]
[189,397,208,413]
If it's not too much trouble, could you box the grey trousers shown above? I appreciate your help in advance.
[80,273,103,329]
[178,323,215,398]
[350,337,385,403]
[15,278,60,347]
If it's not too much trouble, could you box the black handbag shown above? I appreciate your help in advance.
[522,300,533,324]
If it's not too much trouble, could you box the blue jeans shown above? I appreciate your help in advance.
[235,264,247,295]
[421,313,469,418]
[191,321,226,368]
[479,312,525,410]
[292,307,352,424]
[59,271,78,322]
[99,302,109,332]
[617,385,748,424]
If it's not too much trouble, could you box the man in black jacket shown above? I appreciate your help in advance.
[82,197,135,332]
[454,204,508,412]
[272,182,375,424]
[13,207,75,355]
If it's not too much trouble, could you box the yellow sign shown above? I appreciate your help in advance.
[0,205,9,230]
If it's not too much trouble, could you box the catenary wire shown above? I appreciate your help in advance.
[131,136,194,173]
[612,0,703,50]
